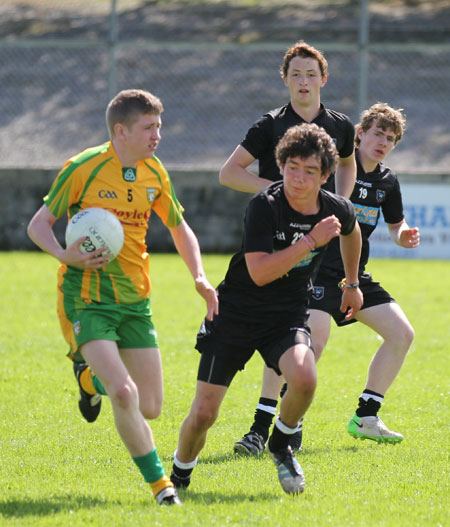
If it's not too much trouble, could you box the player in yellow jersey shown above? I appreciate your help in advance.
[27,88,218,506]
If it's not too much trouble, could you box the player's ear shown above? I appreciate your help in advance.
[321,76,328,88]
[114,122,126,140]
[356,125,363,142]
[320,171,330,184]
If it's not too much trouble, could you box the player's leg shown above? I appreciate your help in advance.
[73,361,104,422]
[348,302,414,443]
[234,365,284,456]
[308,308,332,362]
[120,347,163,420]
[171,380,228,488]
[171,322,243,490]
[266,330,317,495]
[276,343,317,431]
[274,309,330,454]
[81,340,179,505]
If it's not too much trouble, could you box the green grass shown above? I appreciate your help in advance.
[0,252,449,526]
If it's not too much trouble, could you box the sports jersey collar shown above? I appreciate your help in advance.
[356,149,384,178]
[287,102,326,123]
[275,180,323,218]
[108,141,158,171]
[107,141,123,168]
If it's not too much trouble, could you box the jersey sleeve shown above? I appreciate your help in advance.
[240,114,274,160]
[243,193,275,254]
[44,160,85,219]
[338,196,357,235]
[339,117,356,159]
[151,163,184,228]
[381,175,404,224]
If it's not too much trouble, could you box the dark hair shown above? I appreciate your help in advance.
[275,123,337,175]
[106,89,164,138]
[280,40,328,80]
[356,102,406,147]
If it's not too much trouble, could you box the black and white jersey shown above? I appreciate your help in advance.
[241,102,355,190]
[317,153,404,281]
[217,182,356,325]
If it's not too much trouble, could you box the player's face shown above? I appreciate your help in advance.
[124,113,162,160]
[358,122,397,165]
[282,155,327,202]
[284,56,327,107]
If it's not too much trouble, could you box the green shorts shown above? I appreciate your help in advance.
[65,299,158,362]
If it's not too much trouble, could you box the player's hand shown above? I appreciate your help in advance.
[399,227,420,248]
[195,276,219,321]
[309,215,342,248]
[60,237,111,269]
[340,287,364,320]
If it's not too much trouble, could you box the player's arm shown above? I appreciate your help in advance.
[387,220,420,248]
[168,219,218,320]
[27,204,108,268]
[219,145,273,193]
[334,152,356,198]
[246,216,342,286]
[339,221,363,319]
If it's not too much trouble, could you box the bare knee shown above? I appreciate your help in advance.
[403,323,415,349]
[189,400,219,432]
[109,378,139,410]
[140,397,163,420]
[389,321,415,354]
[287,367,317,398]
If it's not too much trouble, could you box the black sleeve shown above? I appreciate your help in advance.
[382,176,404,225]
[338,196,357,235]
[240,114,274,160]
[243,193,275,254]
[339,117,356,159]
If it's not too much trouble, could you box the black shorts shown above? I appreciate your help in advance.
[195,315,313,387]
[309,272,395,327]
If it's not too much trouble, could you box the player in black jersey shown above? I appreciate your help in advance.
[309,103,420,443]
[170,124,363,496]
[220,40,356,196]
[221,41,357,456]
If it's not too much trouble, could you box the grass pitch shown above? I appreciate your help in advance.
[0,252,449,526]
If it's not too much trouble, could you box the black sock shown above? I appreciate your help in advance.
[171,464,193,479]
[249,397,277,442]
[268,418,297,452]
[356,389,383,417]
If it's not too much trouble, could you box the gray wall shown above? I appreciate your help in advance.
[2,168,449,254]
[1,168,249,253]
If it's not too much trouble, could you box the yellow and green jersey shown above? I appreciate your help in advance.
[45,142,184,306]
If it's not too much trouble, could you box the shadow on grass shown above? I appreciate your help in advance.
[189,444,366,464]
[176,488,281,504]
[0,495,108,518]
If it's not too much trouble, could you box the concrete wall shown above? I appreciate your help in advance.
[2,168,449,254]
[0,168,250,253]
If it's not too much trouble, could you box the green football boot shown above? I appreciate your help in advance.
[348,414,404,443]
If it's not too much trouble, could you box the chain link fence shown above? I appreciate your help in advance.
[1,0,449,173]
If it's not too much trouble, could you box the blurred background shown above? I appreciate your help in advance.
[1,0,449,255]
[1,0,450,172]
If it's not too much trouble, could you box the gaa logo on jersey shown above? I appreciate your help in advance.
[146,188,157,203]
[311,286,324,301]
[73,321,81,336]
[123,168,136,182]
[376,190,386,203]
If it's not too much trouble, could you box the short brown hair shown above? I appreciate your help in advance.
[355,102,406,147]
[106,89,164,138]
[275,123,337,176]
[280,40,328,80]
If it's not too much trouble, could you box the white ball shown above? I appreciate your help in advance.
[65,207,124,262]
